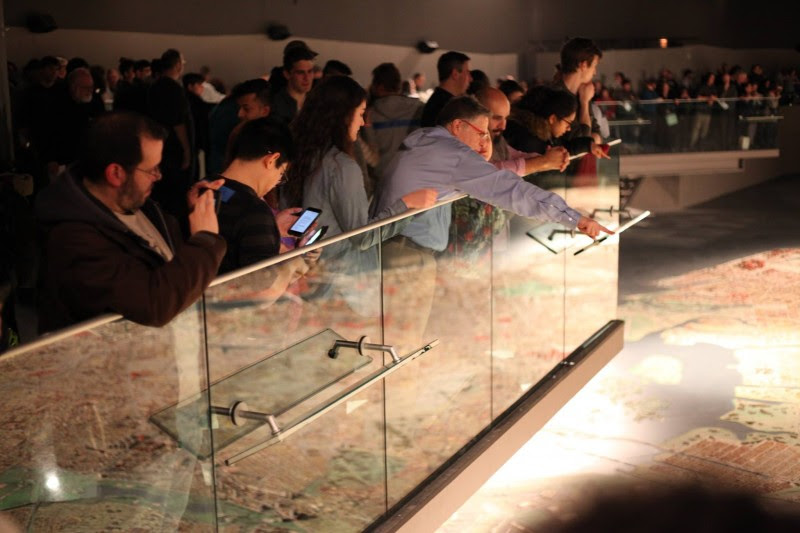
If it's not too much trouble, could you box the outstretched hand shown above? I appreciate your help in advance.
[576,216,614,239]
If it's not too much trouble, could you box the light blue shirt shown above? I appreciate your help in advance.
[374,127,583,251]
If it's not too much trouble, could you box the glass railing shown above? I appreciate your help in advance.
[0,146,623,531]
[595,97,782,154]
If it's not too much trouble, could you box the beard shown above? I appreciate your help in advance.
[118,174,148,213]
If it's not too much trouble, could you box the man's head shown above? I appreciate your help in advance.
[81,112,168,213]
[560,37,602,83]
[232,78,271,122]
[106,68,120,88]
[39,56,60,88]
[437,51,471,95]
[371,62,402,98]
[283,48,316,96]
[160,49,184,79]
[67,68,94,104]
[413,72,426,90]
[498,79,524,105]
[134,59,151,80]
[119,58,135,82]
[227,118,294,194]
[323,59,352,78]
[182,73,205,97]
[476,87,511,141]
[437,96,492,160]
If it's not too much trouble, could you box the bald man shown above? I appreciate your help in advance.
[476,87,569,176]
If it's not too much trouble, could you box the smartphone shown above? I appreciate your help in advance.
[288,207,322,237]
[212,185,235,214]
[304,225,328,245]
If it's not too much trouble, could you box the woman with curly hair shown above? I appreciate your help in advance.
[282,75,435,243]
[504,85,607,162]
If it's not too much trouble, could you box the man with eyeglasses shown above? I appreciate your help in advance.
[35,112,226,333]
[375,96,612,253]
[375,96,612,350]
[210,118,311,274]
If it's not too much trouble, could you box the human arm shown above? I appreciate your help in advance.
[451,146,584,228]
[46,219,225,328]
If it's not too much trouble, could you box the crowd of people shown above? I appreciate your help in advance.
[7,35,795,352]
[589,63,792,151]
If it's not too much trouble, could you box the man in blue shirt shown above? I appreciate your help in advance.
[374,96,612,251]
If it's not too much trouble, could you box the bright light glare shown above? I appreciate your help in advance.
[45,472,61,492]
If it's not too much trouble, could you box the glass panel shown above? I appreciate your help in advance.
[151,328,373,457]
[382,201,493,506]
[564,144,621,354]
[491,171,567,417]
[205,231,386,532]
[598,97,782,154]
[0,303,217,531]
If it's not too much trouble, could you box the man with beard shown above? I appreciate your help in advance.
[35,112,226,333]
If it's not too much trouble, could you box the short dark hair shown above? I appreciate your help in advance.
[437,51,470,82]
[227,118,294,165]
[134,59,151,72]
[182,73,204,90]
[231,78,271,107]
[436,95,489,127]
[81,112,168,184]
[323,59,352,77]
[518,86,577,120]
[66,57,89,74]
[40,56,59,68]
[498,79,524,98]
[119,57,134,74]
[560,38,602,74]
[372,62,402,94]
[283,48,316,72]
[160,49,182,71]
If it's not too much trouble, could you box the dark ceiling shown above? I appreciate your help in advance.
[4,0,800,53]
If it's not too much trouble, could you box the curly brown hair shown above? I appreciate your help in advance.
[282,76,367,206]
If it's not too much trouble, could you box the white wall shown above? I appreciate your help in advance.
[5,27,519,90]
[530,45,800,87]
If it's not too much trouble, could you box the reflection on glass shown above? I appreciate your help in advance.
[492,171,567,417]
[205,230,387,532]
[0,304,216,531]
[564,146,620,354]
[382,202,493,505]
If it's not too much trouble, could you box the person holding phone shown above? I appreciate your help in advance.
[208,118,316,274]
[283,75,437,247]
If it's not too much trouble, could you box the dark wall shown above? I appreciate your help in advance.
[3,0,533,53]
[5,0,800,52]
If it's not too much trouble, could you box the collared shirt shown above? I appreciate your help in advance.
[490,135,537,176]
[374,127,583,251]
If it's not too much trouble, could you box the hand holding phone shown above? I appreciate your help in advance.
[288,207,322,237]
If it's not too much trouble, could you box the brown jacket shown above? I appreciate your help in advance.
[35,173,226,333]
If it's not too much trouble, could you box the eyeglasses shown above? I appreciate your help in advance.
[136,166,162,179]
[561,117,574,129]
[461,119,491,142]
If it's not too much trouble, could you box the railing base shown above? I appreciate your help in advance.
[367,320,625,533]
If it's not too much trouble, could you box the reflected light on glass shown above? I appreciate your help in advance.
[45,472,61,492]
[484,368,631,487]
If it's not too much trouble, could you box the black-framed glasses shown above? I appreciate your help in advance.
[561,117,574,129]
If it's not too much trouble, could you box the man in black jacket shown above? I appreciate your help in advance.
[36,112,225,333]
